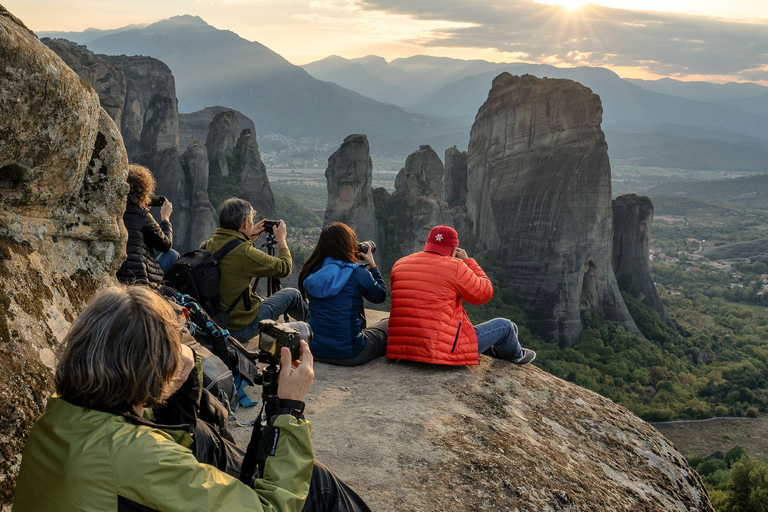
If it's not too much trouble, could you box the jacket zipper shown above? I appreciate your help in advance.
[451,321,462,353]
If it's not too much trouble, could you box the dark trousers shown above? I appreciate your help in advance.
[316,319,389,367]
[193,418,371,512]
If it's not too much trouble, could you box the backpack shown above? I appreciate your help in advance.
[163,239,248,327]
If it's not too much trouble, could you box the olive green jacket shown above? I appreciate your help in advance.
[202,228,292,331]
[13,397,313,511]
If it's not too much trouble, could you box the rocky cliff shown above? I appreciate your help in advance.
[467,73,639,347]
[40,38,126,126]
[178,106,256,152]
[181,143,217,247]
[102,54,177,160]
[392,145,452,255]
[234,129,276,219]
[613,194,676,329]
[0,8,127,505]
[206,111,239,177]
[443,146,467,208]
[231,313,713,512]
[323,134,378,241]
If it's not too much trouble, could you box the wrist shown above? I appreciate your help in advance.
[276,399,305,420]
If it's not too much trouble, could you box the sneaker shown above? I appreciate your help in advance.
[513,349,536,365]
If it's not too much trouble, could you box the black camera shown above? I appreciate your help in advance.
[148,195,167,207]
[357,240,376,255]
[263,219,281,234]
[258,319,312,362]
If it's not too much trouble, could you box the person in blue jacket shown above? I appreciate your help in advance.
[298,222,388,366]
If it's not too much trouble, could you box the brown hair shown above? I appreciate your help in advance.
[298,222,359,296]
[54,285,182,411]
[126,164,156,206]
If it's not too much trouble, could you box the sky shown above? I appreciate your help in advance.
[6,0,768,84]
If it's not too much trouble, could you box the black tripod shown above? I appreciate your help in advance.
[251,234,282,298]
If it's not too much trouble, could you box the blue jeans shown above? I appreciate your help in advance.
[156,249,180,274]
[230,288,309,343]
[476,318,523,360]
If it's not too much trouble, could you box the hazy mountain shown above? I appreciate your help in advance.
[624,77,768,103]
[716,92,768,119]
[647,174,768,211]
[38,24,149,44]
[73,16,461,157]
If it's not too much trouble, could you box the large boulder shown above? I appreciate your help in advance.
[392,145,452,256]
[179,106,256,154]
[40,38,126,127]
[102,54,176,160]
[613,194,676,329]
[205,111,239,177]
[467,73,639,347]
[181,143,217,248]
[233,129,276,219]
[324,134,378,241]
[0,7,127,505]
[232,334,713,511]
[443,146,468,208]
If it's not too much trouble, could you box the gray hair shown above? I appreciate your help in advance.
[54,285,182,411]
[218,197,254,230]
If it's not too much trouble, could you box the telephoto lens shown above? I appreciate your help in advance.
[357,240,376,254]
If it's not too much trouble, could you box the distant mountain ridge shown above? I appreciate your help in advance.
[42,16,463,158]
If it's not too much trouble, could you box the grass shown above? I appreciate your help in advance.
[652,418,768,462]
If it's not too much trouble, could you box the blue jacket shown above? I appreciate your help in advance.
[303,257,386,359]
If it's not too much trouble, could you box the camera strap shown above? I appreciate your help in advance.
[239,403,266,485]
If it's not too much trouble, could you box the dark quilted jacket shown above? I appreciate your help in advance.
[116,204,173,285]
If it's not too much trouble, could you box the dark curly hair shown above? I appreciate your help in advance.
[126,164,156,206]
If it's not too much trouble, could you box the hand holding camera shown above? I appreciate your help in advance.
[277,340,314,402]
[451,247,468,260]
[357,240,377,270]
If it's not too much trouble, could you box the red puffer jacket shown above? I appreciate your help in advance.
[386,251,493,365]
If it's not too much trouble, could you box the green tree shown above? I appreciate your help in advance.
[720,458,768,512]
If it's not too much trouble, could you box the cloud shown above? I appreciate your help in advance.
[356,0,768,81]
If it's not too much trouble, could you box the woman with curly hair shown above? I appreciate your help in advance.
[116,164,178,285]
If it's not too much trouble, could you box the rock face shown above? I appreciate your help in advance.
[234,129,276,219]
[443,146,468,208]
[41,38,126,126]
[134,93,193,252]
[613,194,675,329]
[467,73,639,347]
[0,8,127,505]
[102,55,177,161]
[392,145,452,256]
[179,106,256,153]
[231,337,713,512]
[182,143,217,247]
[323,135,378,241]
[206,111,239,177]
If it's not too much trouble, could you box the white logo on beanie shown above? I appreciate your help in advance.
[435,234,443,241]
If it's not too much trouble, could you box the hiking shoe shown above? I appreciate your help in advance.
[513,349,536,365]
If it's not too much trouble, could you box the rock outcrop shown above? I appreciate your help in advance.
[206,111,239,177]
[613,194,675,329]
[179,106,256,154]
[0,9,127,505]
[181,143,217,247]
[323,135,378,241]
[467,73,639,347]
[231,331,713,512]
[392,145,452,257]
[135,93,192,251]
[41,38,126,126]
[233,129,276,219]
[443,146,468,208]
[102,55,177,160]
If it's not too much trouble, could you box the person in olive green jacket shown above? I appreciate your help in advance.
[203,197,308,342]
[13,285,369,512]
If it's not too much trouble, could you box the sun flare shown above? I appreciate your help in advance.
[536,0,589,10]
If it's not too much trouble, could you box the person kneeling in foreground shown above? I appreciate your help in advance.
[298,222,388,366]
[13,286,370,512]
[387,225,536,366]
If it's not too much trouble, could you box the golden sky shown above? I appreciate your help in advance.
[6,0,768,83]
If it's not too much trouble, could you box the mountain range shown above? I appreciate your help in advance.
[40,16,768,172]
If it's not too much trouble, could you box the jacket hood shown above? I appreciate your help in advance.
[304,257,359,298]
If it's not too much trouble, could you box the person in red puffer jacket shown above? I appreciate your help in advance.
[386,225,536,366]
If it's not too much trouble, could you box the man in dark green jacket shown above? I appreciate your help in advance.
[203,197,308,342]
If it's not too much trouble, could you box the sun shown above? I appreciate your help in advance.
[536,0,590,10]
